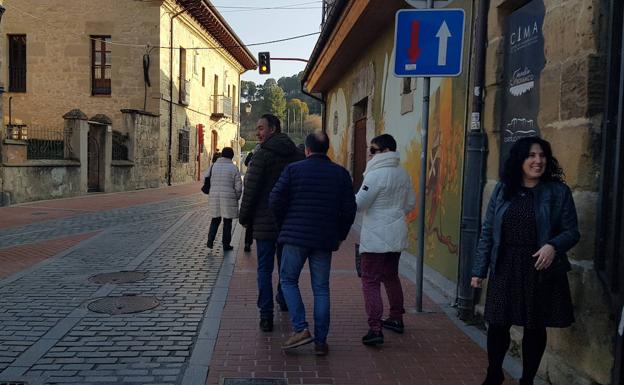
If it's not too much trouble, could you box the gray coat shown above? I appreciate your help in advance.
[206,157,242,219]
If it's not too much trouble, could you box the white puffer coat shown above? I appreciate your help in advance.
[355,151,417,253]
[205,157,242,219]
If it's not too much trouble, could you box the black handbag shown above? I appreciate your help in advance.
[201,166,212,195]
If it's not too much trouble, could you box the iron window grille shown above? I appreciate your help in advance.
[20,127,73,160]
[8,35,26,93]
[112,131,129,161]
[178,127,190,163]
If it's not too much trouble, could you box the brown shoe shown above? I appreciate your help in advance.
[314,342,329,356]
[282,329,313,350]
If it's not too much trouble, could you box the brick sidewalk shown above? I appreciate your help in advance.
[206,231,519,385]
[0,182,202,229]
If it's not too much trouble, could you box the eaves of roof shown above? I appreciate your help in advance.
[175,0,257,71]
[302,0,405,93]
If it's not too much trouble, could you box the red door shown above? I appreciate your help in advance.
[353,118,367,192]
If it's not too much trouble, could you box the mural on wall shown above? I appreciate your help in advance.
[500,0,545,165]
[324,2,469,281]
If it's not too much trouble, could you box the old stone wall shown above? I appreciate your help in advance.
[482,0,612,383]
[0,0,162,134]
[2,162,81,204]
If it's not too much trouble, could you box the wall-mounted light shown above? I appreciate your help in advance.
[244,103,252,114]
[0,5,6,25]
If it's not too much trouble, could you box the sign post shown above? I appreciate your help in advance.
[394,5,465,312]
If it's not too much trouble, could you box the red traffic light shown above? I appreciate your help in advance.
[258,52,270,74]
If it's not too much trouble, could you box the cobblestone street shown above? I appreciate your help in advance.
[0,184,233,385]
[0,184,528,385]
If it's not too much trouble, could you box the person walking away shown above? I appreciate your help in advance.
[212,148,221,164]
[471,136,579,385]
[355,134,416,346]
[269,132,356,356]
[206,147,242,251]
[239,114,304,332]
[242,143,261,252]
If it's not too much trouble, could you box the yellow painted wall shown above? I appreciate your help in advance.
[325,1,473,282]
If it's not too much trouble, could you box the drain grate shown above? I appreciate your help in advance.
[89,271,147,284]
[87,295,159,315]
[0,382,28,385]
[222,379,287,385]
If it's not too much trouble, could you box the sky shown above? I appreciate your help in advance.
[212,1,324,85]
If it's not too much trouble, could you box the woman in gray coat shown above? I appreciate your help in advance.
[206,147,242,250]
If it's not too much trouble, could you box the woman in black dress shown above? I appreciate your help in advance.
[471,137,580,385]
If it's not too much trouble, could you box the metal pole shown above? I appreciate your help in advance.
[415,0,434,313]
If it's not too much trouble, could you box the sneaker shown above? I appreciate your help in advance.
[223,245,234,251]
[259,318,273,332]
[314,342,329,356]
[382,318,404,334]
[244,244,252,252]
[282,329,313,350]
[362,330,384,346]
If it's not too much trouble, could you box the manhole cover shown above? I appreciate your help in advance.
[87,295,159,315]
[89,271,147,284]
[222,380,287,385]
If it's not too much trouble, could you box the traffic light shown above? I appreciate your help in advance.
[258,52,270,74]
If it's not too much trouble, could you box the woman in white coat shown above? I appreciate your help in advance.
[355,134,416,346]
[206,147,242,251]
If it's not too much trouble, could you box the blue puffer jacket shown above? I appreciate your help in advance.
[269,154,357,251]
[471,181,580,278]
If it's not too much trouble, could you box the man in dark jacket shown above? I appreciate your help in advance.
[269,131,356,356]
[239,114,304,332]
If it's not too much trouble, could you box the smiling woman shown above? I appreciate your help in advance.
[471,136,578,385]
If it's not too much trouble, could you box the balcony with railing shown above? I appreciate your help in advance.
[211,95,233,121]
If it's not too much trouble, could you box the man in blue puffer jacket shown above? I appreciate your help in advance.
[269,131,356,356]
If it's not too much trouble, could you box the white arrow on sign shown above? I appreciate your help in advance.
[436,21,451,66]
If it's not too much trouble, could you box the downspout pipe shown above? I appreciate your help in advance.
[168,7,186,186]
[300,83,326,132]
[457,0,489,320]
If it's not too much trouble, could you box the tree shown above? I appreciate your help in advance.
[240,80,257,102]
[262,85,286,121]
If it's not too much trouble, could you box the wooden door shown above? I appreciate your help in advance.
[353,117,367,192]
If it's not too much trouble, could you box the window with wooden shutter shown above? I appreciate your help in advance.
[91,36,111,95]
[8,35,27,93]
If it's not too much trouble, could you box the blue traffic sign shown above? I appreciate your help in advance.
[394,9,465,77]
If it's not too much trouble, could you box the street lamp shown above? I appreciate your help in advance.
[244,103,252,114]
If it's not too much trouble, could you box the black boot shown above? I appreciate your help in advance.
[481,370,504,385]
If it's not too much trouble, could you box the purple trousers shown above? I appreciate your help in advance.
[360,252,405,332]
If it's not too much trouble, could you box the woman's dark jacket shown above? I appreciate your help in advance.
[239,133,304,240]
[471,181,580,278]
[269,154,357,251]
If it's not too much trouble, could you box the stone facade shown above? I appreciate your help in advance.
[481,1,612,383]
[0,0,253,204]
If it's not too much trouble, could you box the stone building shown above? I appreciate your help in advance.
[303,0,621,383]
[0,0,255,205]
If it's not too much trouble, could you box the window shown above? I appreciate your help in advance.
[213,74,219,112]
[179,48,187,103]
[8,35,27,92]
[91,36,111,95]
[202,67,206,87]
[178,127,190,163]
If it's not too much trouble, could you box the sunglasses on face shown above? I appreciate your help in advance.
[369,147,382,155]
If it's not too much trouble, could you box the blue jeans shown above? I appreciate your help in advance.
[255,239,285,319]
[280,244,332,344]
